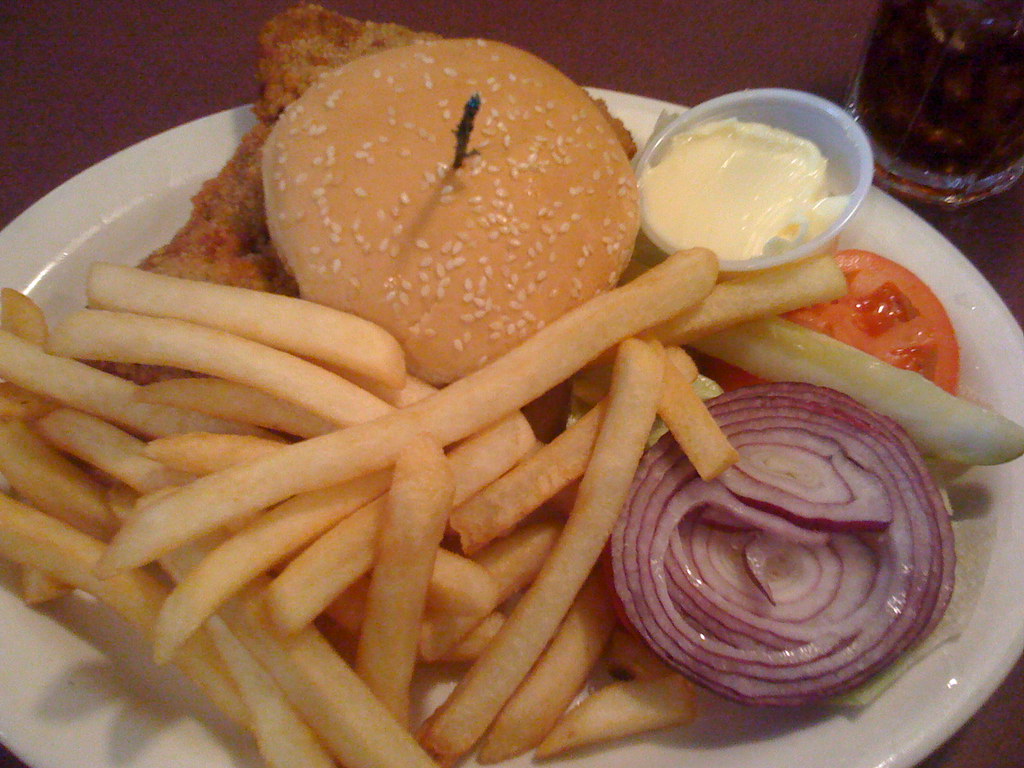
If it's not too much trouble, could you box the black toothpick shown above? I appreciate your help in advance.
[452,92,482,170]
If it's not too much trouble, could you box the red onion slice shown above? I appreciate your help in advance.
[610,382,955,706]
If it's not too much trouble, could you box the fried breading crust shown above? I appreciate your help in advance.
[138,121,295,295]
[136,5,435,296]
[254,3,439,123]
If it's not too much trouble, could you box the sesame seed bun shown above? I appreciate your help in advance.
[263,38,639,385]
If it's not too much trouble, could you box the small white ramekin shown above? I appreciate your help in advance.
[634,88,873,272]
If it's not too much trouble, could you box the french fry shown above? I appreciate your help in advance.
[328,591,507,668]
[154,523,441,768]
[114,491,441,768]
[266,500,382,636]
[143,432,286,475]
[36,408,192,493]
[665,343,698,380]
[206,621,335,768]
[0,381,55,421]
[221,589,441,768]
[477,574,617,763]
[152,469,391,664]
[642,251,847,346]
[535,673,698,758]
[0,290,46,498]
[326,583,505,665]
[19,565,70,604]
[437,612,506,663]
[448,412,539,505]
[49,309,394,429]
[265,412,537,635]
[472,517,564,597]
[0,492,249,727]
[95,248,715,576]
[419,338,666,763]
[137,377,338,439]
[427,549,500,617]
[86,262,407,390]
[418,608,484,665]
[0,329,259,438]
[346,371,439,409]
[0,292,70,598]
[356,435,454,725]
[419,517,563,662]
[450,400,605,554]
[0,419,116,538]
[658,346,738,479]
[267,506,498,637]
[0,291,55,607]
[1,287,48,346]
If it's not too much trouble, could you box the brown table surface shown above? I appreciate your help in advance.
[1,1,1022,767]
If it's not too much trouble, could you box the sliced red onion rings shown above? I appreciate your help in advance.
[610,382,955,706]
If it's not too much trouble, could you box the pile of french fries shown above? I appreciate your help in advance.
[0,249,848,767]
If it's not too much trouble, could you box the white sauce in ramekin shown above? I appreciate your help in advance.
[640,118,848,263]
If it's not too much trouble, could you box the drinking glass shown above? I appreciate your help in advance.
[848,0,1024,205]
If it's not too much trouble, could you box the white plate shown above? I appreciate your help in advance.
[1,89,1023,768]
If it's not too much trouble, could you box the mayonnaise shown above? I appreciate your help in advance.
[640,118,848,263]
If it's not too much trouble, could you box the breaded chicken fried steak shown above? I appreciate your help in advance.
[262,37,640,384]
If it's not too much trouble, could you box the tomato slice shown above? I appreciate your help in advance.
[701,249,961,395]
[786,250,960,394]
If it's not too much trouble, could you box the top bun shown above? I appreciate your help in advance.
[263,38,639,385]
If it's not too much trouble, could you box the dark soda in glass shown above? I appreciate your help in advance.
[850,0,1024,204]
